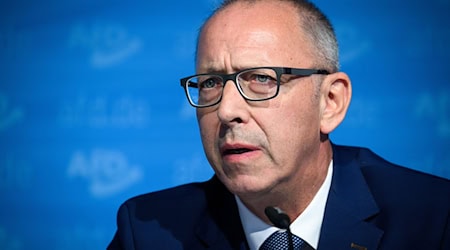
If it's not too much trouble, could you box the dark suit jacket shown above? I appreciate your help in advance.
[108,145,450,249]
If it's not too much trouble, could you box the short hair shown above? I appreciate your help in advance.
[198,0,339,72]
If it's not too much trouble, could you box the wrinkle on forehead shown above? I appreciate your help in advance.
[197,30,280,73]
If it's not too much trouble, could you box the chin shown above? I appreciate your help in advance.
[219,173,273,197]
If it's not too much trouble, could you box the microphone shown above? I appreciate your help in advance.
[264,206,294,250]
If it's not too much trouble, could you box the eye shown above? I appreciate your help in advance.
[200,77,221,89]
[248,73,276,85]
[239,69,277,85]
[255,74,271,84]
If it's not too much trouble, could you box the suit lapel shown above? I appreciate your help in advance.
[195,176,249,250]
[318,145,384,250]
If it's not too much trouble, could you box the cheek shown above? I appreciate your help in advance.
[197,112,225,175]
[268,95,321,144]
[197,111,219,149]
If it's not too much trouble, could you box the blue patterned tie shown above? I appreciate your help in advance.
[259,230,314,250]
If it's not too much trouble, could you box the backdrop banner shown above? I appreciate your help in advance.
[1,1,449,248]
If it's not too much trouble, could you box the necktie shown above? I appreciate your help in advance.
[259,230,314,250]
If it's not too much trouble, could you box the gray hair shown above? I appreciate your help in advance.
[198,0,340,72]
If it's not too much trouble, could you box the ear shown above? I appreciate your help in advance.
[319,72,352,135]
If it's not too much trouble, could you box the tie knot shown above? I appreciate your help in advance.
[259,230,314,250]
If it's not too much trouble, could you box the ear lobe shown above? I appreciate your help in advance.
[320,72,352,135]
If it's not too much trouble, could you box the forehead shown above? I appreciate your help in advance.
[197,0,315,72]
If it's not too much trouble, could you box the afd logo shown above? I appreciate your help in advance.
[60,95,150,128]
[67,149,142,197]
[0,92,24,131]
[68,21,142,68]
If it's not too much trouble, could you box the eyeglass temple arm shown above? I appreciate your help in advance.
[287,68,329,75]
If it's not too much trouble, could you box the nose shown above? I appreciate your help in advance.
[216,80,249,125]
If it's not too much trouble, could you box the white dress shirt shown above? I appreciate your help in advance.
[235,160,333,250]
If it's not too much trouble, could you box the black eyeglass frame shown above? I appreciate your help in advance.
[180,66,329,108]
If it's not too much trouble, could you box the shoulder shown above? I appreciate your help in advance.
[116,176,232,223]
[324,145,449,250]
[109,176,246,249]
[334,144,450,204]
[120,178,214,218]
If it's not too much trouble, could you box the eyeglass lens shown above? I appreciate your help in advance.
[186,68,279,106]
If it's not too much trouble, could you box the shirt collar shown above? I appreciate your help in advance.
[235,160,333,250]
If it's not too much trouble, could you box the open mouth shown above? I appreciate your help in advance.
[223,148,253,155]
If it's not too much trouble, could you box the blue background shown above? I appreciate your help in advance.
[1,0,449,249]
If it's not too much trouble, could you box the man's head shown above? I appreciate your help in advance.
[192,0,351,202]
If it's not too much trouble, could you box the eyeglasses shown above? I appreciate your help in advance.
[180,66,329,108]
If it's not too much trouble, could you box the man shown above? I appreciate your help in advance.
[108,0,450,249]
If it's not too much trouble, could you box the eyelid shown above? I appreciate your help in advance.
[249,72,276,80]
[200,77,222,85]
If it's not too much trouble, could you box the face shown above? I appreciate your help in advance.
[196,1,326,198]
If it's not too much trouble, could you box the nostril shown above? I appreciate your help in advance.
[231,117,243,123]
[216,102,246,125]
